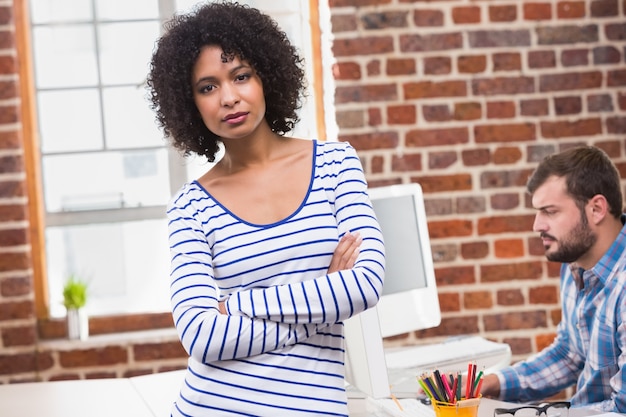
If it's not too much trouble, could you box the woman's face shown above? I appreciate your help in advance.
[191,45,267,140]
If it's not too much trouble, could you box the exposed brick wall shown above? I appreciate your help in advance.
[1,0,625,389]
[330,0,626,370]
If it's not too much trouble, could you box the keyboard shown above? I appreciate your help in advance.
[368,397,435,417]
[385,336,511,371]
[384,336,511,398]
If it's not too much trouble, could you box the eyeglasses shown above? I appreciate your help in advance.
[494,402,571,417]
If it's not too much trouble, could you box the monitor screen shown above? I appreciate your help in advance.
[343,183,441,398]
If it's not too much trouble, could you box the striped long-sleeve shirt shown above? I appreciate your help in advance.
[496,220,626,413]
[167,140,385,416]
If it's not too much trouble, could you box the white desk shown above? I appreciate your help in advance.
[0,371,605,417]
[0,378,155,417]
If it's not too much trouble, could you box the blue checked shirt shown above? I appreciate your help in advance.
[496,220,626,413]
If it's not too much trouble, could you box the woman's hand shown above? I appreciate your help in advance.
[327,232,362,274]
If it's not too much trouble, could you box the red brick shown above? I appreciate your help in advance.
[333,62,361,80]
[417,316,479,338]
[332,36,394,57]
[493,52,522,71]
[588,94,614,112]
[452,6,481,24]
[607,116,626,134]
[484,310,547,331]
[391,153,422,172]
[536,332,557,350]
[619,92,626,110]
[457,196,487,214]
[366,60,380,76]
[336,110,365,129]
[0,80,17,100]
[386,58,415,76]
[368,108,382,126]
[528,50,556,68]
[400,33,463,52]
[454,102,482,120]
[0,274,32,297]
[0,251,30,272]
[2,325,36,347]
[493,147,522,164]
[438,292,461,312]
[537,25,598,44]
[329,0,392,8]
[561,48,589,66]
[481,261,543,283]
[59,346,128,368]
[387,104,416,125]
[540,118,602,138]
[340,132,398,150]
[330,14,357,32]
[491,193,521,210]
[504,337,533,355]
[406,127,469,147]
[458,55,487,73]
[474,123,536,143]
[0,228,28,247]
[523,2,552,20]
[0,299,33,321]
[478,215,535,234]
[335,84,397,104]
[0,180,25,199]
[472,76,534,95]
[461,241,489,259]
[489,5,517,22]
[404,80,467,100]
[464,291,493,309]
[361,11,408,30]
[594,46,621,64]
[529,285,559,304]
[608,69,626,86]
[495,238,525,257]
[462,149,490,166]
[134,341,187,361]
[469,30,531,48]
[428,219,473,239]
[521,99,549,116]
[413,9,444,27]
[0,352,38,375]
[486,101,516,119]
[557,1,586,18]
[606,23,626,40]
[423,56,451,75]
[497,289,525,306]
[590,0,619,16]
[554,96,582,115]
[428,151,456,170]
[0,104,18,124]
[0,55,15,74]
[423,104,452,122]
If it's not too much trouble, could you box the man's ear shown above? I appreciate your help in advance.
[588,194,609,225]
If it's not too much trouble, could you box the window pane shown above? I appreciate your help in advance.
[98,21,161,85]
[103,86,163,149]
[95,0,159,20]
[38,89,103,153]
[30,0,93,24]
[46,219,171,317]
[33,25,98,88]
[42,149,171,212]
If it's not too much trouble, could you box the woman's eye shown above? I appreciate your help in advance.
[199,84,215,94]
[235,73,251,82]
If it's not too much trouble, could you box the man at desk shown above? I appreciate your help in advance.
[480,146,626,413]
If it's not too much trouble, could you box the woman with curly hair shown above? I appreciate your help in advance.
[147,2,385,416]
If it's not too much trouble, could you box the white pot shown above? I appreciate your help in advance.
[67,308,89,340]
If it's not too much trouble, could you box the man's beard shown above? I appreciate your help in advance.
[544,212,597,263]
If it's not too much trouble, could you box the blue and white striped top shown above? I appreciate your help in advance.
[167,140,385,416]
[497,220,626,412]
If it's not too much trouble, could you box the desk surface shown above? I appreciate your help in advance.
[0,371,607,417]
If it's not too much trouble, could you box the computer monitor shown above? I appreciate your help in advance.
[343,183,441,398]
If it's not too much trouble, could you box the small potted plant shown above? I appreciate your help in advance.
[63,275,89,340]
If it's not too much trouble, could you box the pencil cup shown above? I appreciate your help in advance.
[431,396,481,417]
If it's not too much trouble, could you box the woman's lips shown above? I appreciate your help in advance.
[223,112,248,124]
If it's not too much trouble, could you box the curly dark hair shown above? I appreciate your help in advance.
[146,1,306,162]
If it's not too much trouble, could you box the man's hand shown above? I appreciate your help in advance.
[327,232,362,274]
